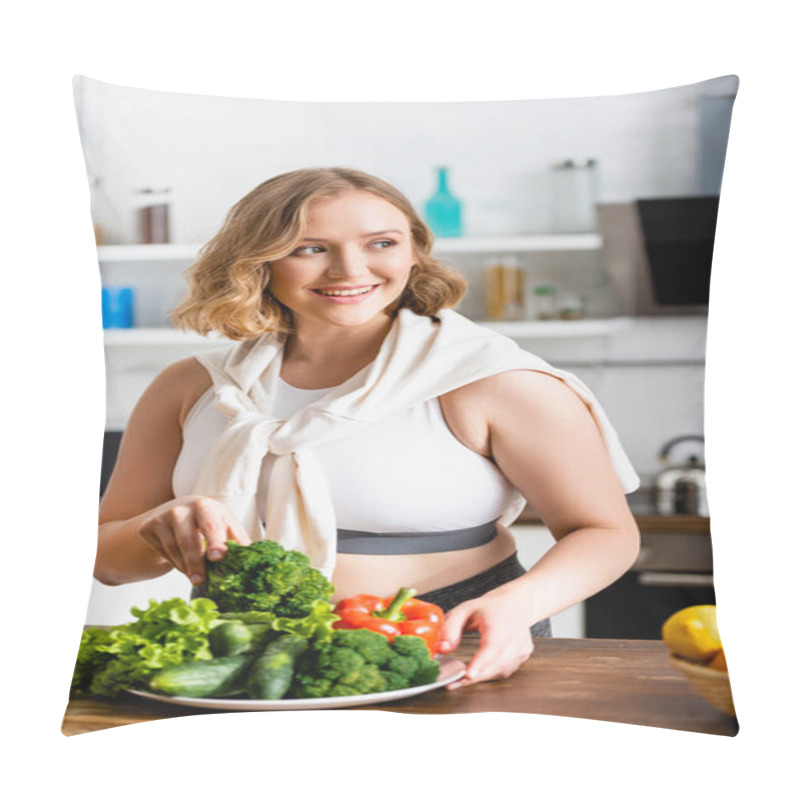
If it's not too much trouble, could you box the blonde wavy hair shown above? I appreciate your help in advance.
[170,167,467,339]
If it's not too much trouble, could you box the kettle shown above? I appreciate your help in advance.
[654,435,708,516]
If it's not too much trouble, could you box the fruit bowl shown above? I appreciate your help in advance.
[668,654,736,716]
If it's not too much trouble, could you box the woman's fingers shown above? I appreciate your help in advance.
[139,497,247,583]
[186,498,246,583]
[468,635,531,682]
[437,603,476,654]
[449,636,532,690]
[441,598,535,690]
[140,514,189,574]
[167,504,207,580]
[194,498,232,559]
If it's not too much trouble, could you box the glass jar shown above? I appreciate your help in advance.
[485,255,524,320]
[549,159,599,233]
[558,292,586,320]
[532,285,558,320]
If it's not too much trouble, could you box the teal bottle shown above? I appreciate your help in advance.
[424,167,462,237]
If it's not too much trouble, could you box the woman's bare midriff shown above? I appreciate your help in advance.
[329,524,518,601]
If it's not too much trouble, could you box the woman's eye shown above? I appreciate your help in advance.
[370,239,396,249]
[291,245,325,256]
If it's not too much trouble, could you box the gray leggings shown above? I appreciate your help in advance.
[416,552,552,638]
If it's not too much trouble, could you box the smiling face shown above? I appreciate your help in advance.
[267,190,416,335]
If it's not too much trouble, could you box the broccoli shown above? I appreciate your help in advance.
[202,539,335,618]
[289,628,441,698]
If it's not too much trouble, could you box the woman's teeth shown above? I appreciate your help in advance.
[316,287,374,296]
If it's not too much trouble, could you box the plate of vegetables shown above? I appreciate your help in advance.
[71,540,466,710]
[128,652,466,711]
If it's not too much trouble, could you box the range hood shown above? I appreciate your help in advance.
[597,196,719,316]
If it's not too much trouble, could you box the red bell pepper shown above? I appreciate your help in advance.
[332,587,444,655]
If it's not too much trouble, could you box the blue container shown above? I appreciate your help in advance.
[424,167,462,237]
[102,287,135,329]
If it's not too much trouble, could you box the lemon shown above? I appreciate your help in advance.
[707,649,728,672]
[662,605,722,663]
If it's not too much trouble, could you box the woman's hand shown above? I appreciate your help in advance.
[436,587,536,689]
[138,496,252,586]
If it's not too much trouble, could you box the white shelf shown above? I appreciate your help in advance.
[96,234,602,264]
[480,318,632,338]
[433,234,602,253]
[103,318,631,346]
[102,328,225,346]
[97,244,200,262]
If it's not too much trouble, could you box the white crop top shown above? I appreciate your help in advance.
[173,377,518,534]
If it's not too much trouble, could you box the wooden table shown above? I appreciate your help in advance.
[62,638,738,737]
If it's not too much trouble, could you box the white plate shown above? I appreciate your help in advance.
[127,656,466,711]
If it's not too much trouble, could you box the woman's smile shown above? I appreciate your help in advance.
[311,283,381,301]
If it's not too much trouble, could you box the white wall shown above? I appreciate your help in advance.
[75,75,738,246]
[77,74,737,324]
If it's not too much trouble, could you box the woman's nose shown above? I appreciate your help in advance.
[325,245,369,279]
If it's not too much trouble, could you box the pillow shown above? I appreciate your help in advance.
[64,74,738,737]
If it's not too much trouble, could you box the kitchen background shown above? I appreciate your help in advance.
[76,74,738,635]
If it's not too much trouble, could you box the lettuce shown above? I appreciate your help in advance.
[70,597,221,698]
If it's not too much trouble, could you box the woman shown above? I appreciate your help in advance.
[95,167,640,689]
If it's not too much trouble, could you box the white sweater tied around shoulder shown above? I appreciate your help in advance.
[190,309,640,578]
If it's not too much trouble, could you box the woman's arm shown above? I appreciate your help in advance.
[95,358,249,586]
[438,369,640,686]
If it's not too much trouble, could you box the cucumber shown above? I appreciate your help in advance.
[149,655,252,698]
[208,621,273,657]
[209,621,253,657]
[245,635,309,700]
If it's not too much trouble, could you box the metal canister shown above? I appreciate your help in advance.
[135,188,171,244]
[654,436,708,516]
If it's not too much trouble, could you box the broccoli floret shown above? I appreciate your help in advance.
[330,627,393,666]
[289,629,440,699]
[203,540,334,618]
[390,635,441,685]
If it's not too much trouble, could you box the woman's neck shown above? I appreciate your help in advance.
[281,314,393,389]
